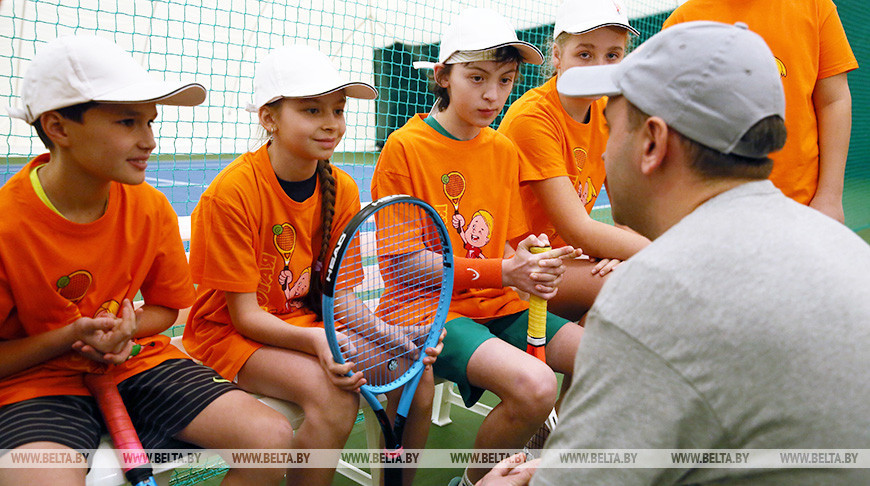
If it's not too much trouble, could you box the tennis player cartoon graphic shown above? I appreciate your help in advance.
[281,266,310,312]
[452,209,494,259]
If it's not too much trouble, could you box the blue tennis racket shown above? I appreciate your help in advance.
[323,195,453,486]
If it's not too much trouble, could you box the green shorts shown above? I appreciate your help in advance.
[432,309,570,407]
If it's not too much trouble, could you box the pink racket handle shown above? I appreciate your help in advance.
[84,373,153,480]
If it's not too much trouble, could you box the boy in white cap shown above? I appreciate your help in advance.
[499,0,650,321]
[480,20,870,486]
[0,35,291,485]
[371,8,584,485]
[182,44,444,486]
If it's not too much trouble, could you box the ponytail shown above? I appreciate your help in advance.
[304,159,337,320]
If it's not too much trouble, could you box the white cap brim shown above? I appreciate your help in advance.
[7,81,207,123]
[98,81,207,106]
[556,23,640,38]
[557,64,622,99]
[245,81,378,112]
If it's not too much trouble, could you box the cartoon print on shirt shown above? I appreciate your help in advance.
[281,267,311,312]
[95,300,120,318]
[453,209,494,259]
[272,222,298,291]
[775,56,787,77]
[442,171,467,234]
[573,147,587,172]
[579,176,598,208]
[56,270,93,304]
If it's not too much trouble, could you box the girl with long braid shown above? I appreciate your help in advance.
[183,45,443,486]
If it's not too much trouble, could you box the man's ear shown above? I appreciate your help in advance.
[639,116,669,176]
[39,111,70,148]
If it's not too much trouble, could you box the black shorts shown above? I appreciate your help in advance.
[0,359,237,455]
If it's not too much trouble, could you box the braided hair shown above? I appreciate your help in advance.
[304,159,337,320]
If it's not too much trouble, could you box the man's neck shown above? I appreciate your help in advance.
[644,177,754,240]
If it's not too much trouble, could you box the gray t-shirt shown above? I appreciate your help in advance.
[534,181,870,485]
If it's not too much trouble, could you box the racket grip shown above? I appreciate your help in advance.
[527,246,550,362]
[84,374,155,485]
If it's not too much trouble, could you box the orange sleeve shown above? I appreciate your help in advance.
[817,0,858,79]
[190,193,260,293]
[501,103,572,184]
[371,137,412,201]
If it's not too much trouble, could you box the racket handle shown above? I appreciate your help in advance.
[84,374,156,486]
[527,246,550,363]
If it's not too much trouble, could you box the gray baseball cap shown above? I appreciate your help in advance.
[557,21,785,158]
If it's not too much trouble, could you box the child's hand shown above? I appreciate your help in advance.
[422,327,446,368]
[72,338,135,365]
[315,330,366,392]
[590,257,621,277]
[452,213,465,230]
[504,234,580,300]
[72,299,138,363]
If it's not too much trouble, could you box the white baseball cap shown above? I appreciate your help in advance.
[413,8,544,69]
[557,21,785,158]
[553,0,639,39]
[7,35,206,124]
[246,44,377,112]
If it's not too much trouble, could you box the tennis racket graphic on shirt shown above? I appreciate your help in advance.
[525,246,559,452]
[272,223,297,290]
[441,171,466,234]
[323,195,453,486]
[84,373,158,486]
[57,270,93,303]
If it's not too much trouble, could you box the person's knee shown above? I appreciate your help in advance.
[245,412,296,449]
[502,368,558,421]
[304,388,359,439]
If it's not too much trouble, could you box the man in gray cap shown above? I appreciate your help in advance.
[478,20,870,486]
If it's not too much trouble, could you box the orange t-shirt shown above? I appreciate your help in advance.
[184,144,361,380]
[372,114,529,322]
[663,0,858,204]
[498,77,609,248]
[0,155,195,407]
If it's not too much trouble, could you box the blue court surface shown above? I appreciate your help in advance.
[1,158,610,218]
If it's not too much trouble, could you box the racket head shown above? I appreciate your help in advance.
[323,195,453,396]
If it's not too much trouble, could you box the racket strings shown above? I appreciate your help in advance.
[334,201,447,387]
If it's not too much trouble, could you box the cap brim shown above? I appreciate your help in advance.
[556,23,640,39]
[557,65,622,99]
[495,41,544,65]
[245,82,378,112]
[99,81,207,106]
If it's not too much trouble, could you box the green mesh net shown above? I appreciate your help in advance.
[1,0,867,230]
